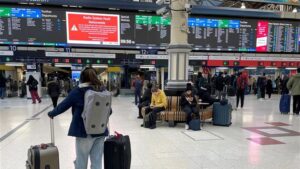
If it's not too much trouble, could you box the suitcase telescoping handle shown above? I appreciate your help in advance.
[50,118,55,146]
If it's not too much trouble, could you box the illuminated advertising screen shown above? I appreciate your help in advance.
[66,12,120,45]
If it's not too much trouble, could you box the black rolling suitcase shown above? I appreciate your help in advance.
[104,132,131,169]
[26,119,60,169]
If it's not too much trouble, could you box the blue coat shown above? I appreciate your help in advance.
[48,86,109,138]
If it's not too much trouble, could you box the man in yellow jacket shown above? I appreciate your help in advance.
[146,85,167,129]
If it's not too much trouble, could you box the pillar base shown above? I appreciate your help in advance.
[165,44,191,92]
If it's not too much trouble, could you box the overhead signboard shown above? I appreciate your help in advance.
[45,52,116,58]
[0,51,13,56]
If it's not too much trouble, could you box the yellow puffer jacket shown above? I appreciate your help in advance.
[150,90,167,109]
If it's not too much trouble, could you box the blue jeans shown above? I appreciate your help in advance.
[74,136,105,169]
[0,87,5,99]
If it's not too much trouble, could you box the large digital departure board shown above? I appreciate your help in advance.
[0,4,300,53]
[188,17,257,52]
[0,7,66,46]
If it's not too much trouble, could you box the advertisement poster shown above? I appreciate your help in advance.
[256,21,269,52]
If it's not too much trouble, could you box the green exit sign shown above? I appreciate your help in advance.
[97,60,101,64]
[6,57,11,62]
[86,59,90,64]
[234,61,239,66]
[223,61,229,66]
[107,60,112,64]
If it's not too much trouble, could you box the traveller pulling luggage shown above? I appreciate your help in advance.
[279,94,291,114]
[26,119,60,169]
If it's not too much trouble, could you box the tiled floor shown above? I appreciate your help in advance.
[0,95,300,169]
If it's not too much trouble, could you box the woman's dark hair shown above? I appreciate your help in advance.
[80,67,103,90]
[147,83,153,89]
[151,85,159,93]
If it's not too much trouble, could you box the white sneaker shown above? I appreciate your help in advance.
[185,124,189,130]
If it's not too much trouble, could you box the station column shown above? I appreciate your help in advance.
[166,0,191,90]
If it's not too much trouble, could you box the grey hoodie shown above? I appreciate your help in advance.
[287,74,300,96]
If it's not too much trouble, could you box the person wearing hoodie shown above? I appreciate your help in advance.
[181,83,198,130]
[137,82,152,119]
[287,68,300,115]
[47,76,60,108]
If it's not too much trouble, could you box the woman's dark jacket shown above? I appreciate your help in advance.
[141,88,152,103]
[180,92,197,108]
[48,86,109,138]
[47,81,60,98]
[26,78,38,91]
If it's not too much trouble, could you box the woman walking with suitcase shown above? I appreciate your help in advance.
[48,67,109,169]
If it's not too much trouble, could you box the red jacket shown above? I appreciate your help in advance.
[237,76,248,90]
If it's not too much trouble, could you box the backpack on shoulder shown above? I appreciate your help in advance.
[82,90,112,134]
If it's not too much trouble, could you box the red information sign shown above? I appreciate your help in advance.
[67,12,120,45]
[256,21,268,52]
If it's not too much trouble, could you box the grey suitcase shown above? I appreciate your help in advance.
[228,96,236,110]
[213,102,232,126]
[26,119,59,169]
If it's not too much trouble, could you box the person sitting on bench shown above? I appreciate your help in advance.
[198,85,220,106]
[181,83,198,130]
[145,85,167,129]
[137,83,152,119]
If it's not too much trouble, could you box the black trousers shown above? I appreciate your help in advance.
[236,89,245,108]
[51,97,59,108]
[293,95,300,114]
[145,107,165,126]
[182,106,198,124]
[260,87,266,99]
[138,101,150,117]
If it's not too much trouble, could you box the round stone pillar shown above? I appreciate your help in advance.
[166,0,191,91]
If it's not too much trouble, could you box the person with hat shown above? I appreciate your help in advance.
[181,83,198,130]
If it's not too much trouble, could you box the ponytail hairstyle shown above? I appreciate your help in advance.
[80,67,103,91]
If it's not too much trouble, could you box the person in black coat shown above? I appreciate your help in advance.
[137,83,152,118]
[47,77,60,108]
[215,72,225,99]
[0,73,6,99]
[198,85,220,106]
[266,76,273,99]
[181,84,198,129]
[26,75,41,104]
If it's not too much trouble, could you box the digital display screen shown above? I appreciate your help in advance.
[66,12,120,45]
[0,5,300,53]
[0,6,66,46]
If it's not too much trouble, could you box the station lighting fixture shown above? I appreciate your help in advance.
[140,65,155,69]
[265,67,278,70]
[292,8,298,13]
[92,64,108,68]
[241,2,246,9]
[286,67,297,70]
[5,63,24,67]
[216,67,229,70]
[55,63,72,67]
[245,67,256,70]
